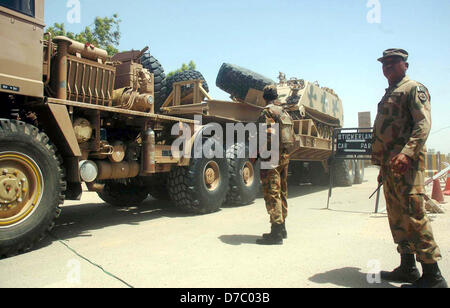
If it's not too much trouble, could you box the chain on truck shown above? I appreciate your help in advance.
[0,0,363,257]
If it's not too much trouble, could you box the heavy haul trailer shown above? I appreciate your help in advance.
[0,0,234,257]
[161,63,365,188]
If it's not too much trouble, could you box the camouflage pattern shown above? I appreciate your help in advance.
[372,76,432,193]
[382,165,441,263]
[372,75,441,264]
[258,102,291,225]
[261,154,289,225]
[275,81,344,126]
[378,48,409,63]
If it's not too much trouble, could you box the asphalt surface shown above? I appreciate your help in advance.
[0,167,448,288]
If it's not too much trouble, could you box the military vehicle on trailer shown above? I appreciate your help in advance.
[162,63,364,188]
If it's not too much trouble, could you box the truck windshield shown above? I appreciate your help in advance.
[0,0,35,17]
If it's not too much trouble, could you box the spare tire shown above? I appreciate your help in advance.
[164,70,209,102]
[216,63,275,101]
[140,53,167,112]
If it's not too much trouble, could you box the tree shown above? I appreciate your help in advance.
[46,14,121,56]
[167,61,197,78]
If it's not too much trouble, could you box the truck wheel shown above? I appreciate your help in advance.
[168,142,229,214]
[354,161,365,184]
[0,119,66,258]
[309,162,330,186]
[216,63,275,101]
[225,143,260,206]
[145,174,170,201]
[333,160,355,187]
[97,181,149,207]
[289,161,308,184]
[140,52,167,112]
[164,70,209,104]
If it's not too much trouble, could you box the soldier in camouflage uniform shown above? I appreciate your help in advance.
[372,49,447,288]
[256,85,292,245]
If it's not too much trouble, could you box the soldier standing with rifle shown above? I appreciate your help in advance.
[255,85,294,245]
[372,49,447,288]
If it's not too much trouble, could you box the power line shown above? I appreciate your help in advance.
[431,126,450,135]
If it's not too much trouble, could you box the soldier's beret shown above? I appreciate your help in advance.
[378,48,409,63]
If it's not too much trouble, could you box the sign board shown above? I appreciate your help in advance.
[336,131,373,157]
[328,127,375,211]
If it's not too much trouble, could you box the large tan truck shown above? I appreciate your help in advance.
[0,0,362,257]
[0,0,242,257]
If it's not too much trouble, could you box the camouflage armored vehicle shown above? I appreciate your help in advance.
[0,0,234,257]
[215,63,365,187]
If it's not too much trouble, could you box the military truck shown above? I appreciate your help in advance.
[0,0,242,257]
[0,0,362,257]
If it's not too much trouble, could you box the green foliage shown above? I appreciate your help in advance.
[167,61,197,78]
[45,14,121,56]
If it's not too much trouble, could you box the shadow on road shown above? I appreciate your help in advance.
[33,182,339,254]
[218,235,261,246]
[34,197,198,250]
[256,182,329,200]
[308,267,397,288]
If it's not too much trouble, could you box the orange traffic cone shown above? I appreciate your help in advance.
[432,176,445,203]
[444,171,450,196]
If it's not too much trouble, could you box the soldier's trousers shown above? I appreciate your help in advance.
[261,160,289,225]
[382,166,442,264]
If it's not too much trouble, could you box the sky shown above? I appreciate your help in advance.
[44,0,450,153]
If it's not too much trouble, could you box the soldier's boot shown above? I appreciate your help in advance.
[262,223,287,240]
[281,222,287,239]
[380,254,421,283]
[257,224,283,245]
[402,263,448,288]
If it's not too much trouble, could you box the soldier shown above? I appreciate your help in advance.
[372,49,447,288]
[255,85,293,245]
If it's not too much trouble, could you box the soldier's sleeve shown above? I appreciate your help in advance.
[253,110,270,159]
[371,127,381,166]
[257,109,278,155]
[401,85,432,160]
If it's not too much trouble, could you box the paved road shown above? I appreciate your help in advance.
[0,167,448,288]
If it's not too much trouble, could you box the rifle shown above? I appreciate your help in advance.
[369,182,383,200]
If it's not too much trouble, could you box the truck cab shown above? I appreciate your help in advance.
[0,0,45,98]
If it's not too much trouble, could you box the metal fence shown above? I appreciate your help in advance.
[425,153,450,178]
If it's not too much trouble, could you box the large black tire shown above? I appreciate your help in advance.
[168,139,229,214]
[145,174,170,201]
[333,160,355,187]
[307,160,355,187]
[289,161,309,184]
[0,119,66,258]
[164,70,209,103]
[140,52,167,112]
[309,162,330,186]
[97,181,149,207]
[216,63,275,101]
[225,143,260,206]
